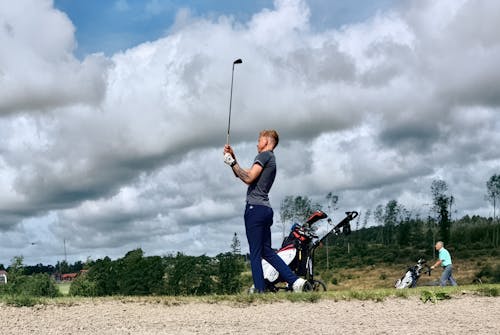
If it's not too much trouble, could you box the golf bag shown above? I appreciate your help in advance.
[394,258,431,289]
[261,210,358,292]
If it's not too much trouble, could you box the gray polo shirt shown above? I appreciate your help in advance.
[246,150,276,207]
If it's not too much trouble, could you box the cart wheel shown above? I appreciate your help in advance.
[311,280,327,292]
[302,281,314,292]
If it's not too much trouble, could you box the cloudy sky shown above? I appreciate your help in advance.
[1,0,499,266]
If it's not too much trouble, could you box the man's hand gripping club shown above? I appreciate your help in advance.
[223,145,237,167]
[223,144,261,185]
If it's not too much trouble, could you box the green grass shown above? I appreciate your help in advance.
[57,282,71,296]
[475,286,499,297]
[2,284,498,307]
[320,256,500,290]
[2,294,43,307]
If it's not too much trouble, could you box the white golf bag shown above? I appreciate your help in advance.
[395,258,431,289]
[262,244,298,284]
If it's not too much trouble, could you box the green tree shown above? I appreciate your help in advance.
[280,195,320,224]
[362,209,371,229]
[373,200,405,245]
[165,254,215,296]
[86,256,118,296]
[384,200,401,226]
[115,249,165,296]
[486,174,500,222]
[216,252,245,294]
[280,195,320,240]
[324,192,339,268]
[69,273,97,297]
[21,273,60,297]
[73,249,165,296]
[325,192,339,214]
[116,249,145,295]
[431,179,452,245]
[3,256,59,297]
[56,260,70,274]
[230,232,241,255]
[7,256,25,280]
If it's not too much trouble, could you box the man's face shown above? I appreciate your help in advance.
[256,135,267,153]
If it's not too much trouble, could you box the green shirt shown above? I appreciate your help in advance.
[439,247,452,267]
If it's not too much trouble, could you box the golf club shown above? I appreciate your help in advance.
[226,58,243,145]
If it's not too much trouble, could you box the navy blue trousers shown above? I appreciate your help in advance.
[244,203,299,292]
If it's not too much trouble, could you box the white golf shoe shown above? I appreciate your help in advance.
[292,278,307,292]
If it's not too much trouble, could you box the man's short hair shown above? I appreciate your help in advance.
[260,129,279,148]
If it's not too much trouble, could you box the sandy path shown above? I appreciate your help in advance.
[1,296,499,334]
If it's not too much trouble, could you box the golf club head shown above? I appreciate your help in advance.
[233,58,242,64]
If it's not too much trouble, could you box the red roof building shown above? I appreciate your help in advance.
[61,273,79,281]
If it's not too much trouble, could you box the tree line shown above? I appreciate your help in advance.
[1,174,498,297]
[0,248,246,298]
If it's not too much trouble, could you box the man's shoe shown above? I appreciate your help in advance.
[292,278,307,292]
[248,285,265,294]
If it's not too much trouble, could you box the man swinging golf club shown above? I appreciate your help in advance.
[222,59,305,293]
[224,130,306,293]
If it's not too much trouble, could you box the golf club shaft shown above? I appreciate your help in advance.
[227,64,236,146]
[227,59,242,146]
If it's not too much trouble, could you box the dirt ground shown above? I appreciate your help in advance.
[1,295,499,334]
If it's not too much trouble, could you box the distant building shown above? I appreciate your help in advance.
[61,273,79,281]
[58,270,88,282]
[0,270,7,284]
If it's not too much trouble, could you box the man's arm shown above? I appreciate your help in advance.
[223,144,263,184]
[431,259,442,269]
[232,163,263,185]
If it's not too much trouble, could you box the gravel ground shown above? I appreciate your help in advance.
[1,295,499,334]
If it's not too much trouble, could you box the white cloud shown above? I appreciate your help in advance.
[0,0,110,115]
[1,0,500,265]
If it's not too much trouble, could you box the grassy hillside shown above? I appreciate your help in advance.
[314,257,500,290]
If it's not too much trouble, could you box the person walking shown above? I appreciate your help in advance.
[431,241,458,286]
[223,129,306,293]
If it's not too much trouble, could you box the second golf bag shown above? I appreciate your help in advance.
[394,258,431,289]
[261,210,358,292]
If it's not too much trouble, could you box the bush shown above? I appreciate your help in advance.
[475,264,500,284]
[165,254,216,295]
[69,275,97,297]
[216,253,245,294]
[27,274,60,297]
[5,273,59,297]
[116,251,165,296]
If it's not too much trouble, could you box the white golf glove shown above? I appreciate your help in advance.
[224,152,236,167]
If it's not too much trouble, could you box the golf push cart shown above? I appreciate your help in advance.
[258,210,358,292]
